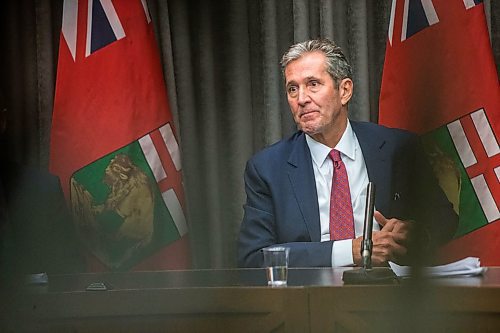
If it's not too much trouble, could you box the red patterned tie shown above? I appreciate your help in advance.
[329,149,354,240]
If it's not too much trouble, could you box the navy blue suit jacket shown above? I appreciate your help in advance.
[238,121,457,267]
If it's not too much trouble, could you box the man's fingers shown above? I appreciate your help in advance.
[374,210,388,227]
[375,213,403,233]
[393,222,412,236]
[376,211,413,235]
[352,237,363,266]
[361,214,415,266]
[391,232,408,244]
[371,242,407,264]
[370,231,408,265]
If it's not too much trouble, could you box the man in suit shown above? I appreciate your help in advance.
[238,39,458,268]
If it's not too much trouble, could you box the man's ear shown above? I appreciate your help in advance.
[339,78,353,106]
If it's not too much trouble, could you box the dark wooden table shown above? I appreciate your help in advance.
[2,267,500,332]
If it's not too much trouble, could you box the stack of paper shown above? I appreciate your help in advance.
[389,257,486,278]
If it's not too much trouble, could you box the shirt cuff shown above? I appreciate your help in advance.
[331,239,354,267]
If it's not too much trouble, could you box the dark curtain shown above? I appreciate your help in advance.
[1,0,498,268]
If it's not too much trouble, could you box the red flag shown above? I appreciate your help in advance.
[379,0,499,265]
[50,0,190,271]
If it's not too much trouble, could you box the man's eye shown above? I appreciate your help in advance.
[309,80,321,91]
[288,86,298,95]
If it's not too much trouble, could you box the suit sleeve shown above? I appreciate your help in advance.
[237,158,333,268]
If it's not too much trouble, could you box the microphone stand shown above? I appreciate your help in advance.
[342,182,397,284]
[362,182,375,269]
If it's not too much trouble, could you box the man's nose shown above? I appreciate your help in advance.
[297,87,311,106]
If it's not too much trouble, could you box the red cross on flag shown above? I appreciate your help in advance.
[379,0,500,265]
[50,0,191,271]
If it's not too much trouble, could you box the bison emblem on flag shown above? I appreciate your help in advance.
[422,108,499,238]
[70,123,187,269]
[50,0,191,269]
[379,0,499,264]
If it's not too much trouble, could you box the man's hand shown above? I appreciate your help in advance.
[352,211,414,266]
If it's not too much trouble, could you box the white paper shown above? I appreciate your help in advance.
[389,257,486,278]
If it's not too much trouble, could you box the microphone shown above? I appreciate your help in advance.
[342,182,397,284]
[361,182,375,269]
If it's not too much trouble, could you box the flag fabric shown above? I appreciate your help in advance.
[379,0,499,265]
[50,0,190,271]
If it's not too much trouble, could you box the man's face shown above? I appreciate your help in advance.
[284,51,351,139]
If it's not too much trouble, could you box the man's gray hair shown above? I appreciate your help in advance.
[280,39,352,87]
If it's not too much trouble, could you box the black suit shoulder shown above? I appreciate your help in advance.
[351,120,416,141]
[250,131,304,162]
[0,161,85,278]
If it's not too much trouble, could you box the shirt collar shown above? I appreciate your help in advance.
[306,120,356,168]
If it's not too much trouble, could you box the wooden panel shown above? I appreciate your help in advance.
[309,286,399,333]
[309,284,500,333]
[4,268,500,332]
[6,287,309,333]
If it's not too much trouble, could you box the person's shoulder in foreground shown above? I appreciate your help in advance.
[0,161,85,283]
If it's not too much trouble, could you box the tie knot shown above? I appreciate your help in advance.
[329,149,341,162]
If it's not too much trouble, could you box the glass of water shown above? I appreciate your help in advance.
[262,247,290,287]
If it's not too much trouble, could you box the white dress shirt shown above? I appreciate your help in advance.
[306,121,379,266]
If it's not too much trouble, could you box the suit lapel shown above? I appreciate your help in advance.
[285,123,396,240]
[351,121,393,214]
[287,133,321,242]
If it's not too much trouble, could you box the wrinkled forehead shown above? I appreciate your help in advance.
[284,52,330,82]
